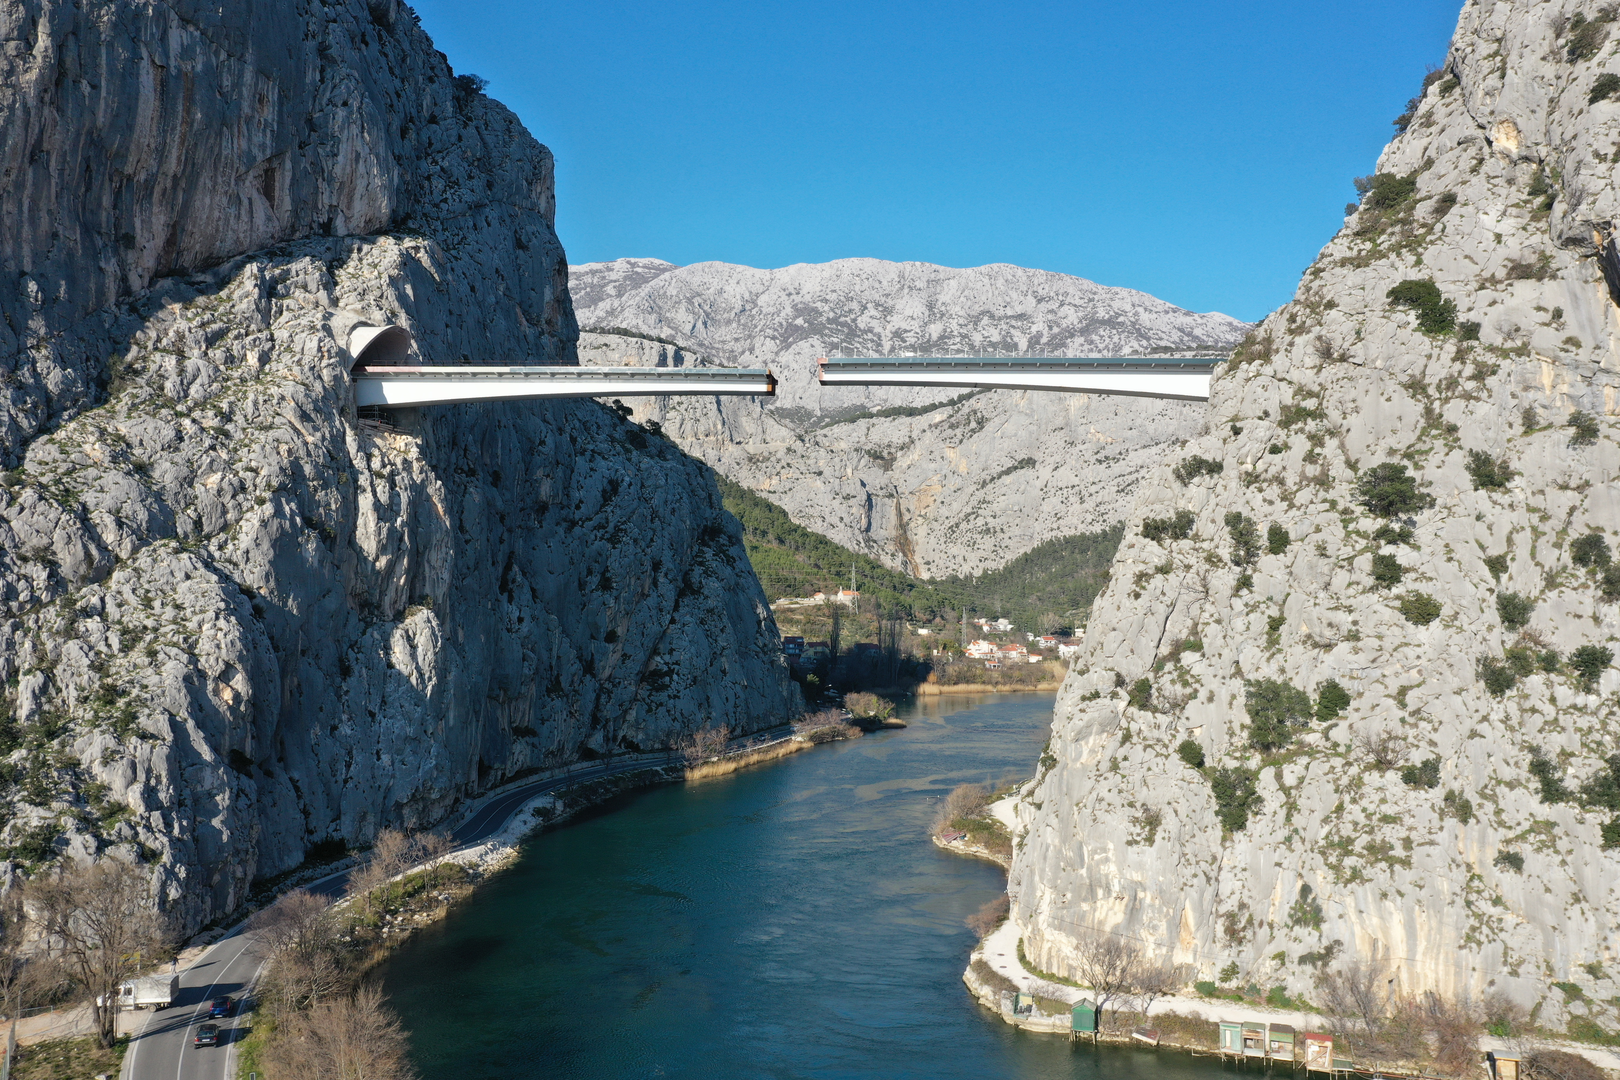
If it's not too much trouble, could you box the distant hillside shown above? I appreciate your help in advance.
[718,476,1120,633]
[573,257,1248,578]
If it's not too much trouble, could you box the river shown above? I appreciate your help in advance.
[379,693,1219,1080]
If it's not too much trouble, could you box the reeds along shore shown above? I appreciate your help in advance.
[683,739,810,781]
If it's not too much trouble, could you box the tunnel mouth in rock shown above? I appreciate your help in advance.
[348,324,415,368]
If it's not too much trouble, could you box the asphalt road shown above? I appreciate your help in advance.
[119,748,703,1080]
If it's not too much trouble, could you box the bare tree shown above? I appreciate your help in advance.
[249,889,335,965]
[933,783,989,835]
[1131,959,1182,1018]
[1318,959,1395,1057]
[1070,931,1142,1023]
[27,859,167,1048]
[262,983,416,1080]
[964,894,1009,940]
[677,725,730,766]
[1355,728,1411,770]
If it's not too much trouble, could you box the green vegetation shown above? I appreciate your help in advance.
[1573,533,1612,569]
[1210,767,1261,833]
[1478,655,1517,697]
[1529,747,1573,803]
[716,475,1121,628]
[1358,462,1432,518]
[1363,172,1418,208]
[1484,553,1508,581]
[1173,455,1224,485]
[1267,522,1290,555]
[1493,851,1524,873]
[1315,680,1351,722]
[1246,679,1311,751]
[1465,449,1511,490]
[1565,11,1614,63]
[1386,279,1458,335]
[1177,739,1206,768]
[1142,509,1195,543]
[1399,592,1442,626]
[1401,756,1441,789]
[1592,72,1620,104]
[1128,678,1153,710]
[1496,592,1534,630]
[1442,788,1474,824]
[1570,644,1613,690]
[1568,410,1600,447]
[1458,320,1481,341]
[1602,564,1620,602]
[1225,512,1260,566]
[1373,523,1417,548]
[1286,884,1325,931]
[1371,553,1404,588]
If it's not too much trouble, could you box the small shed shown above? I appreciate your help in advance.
[1489,1053,1522,1080]
[1303,1033,1334,1072]
[1071,998,1097,1034]
[1268,1023,1296,1060]
[1219,1020,1243,1054]
[1242,1022,1268,1057]
[1013,992,1035,1016]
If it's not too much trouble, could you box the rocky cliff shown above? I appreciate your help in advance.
[1010,0,1620,1029]
[572,259,1248,578]
[0,0,799,932]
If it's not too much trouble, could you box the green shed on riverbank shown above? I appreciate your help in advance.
[1071,999,1097,1035]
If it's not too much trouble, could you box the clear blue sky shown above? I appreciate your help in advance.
[410,0,1461,323]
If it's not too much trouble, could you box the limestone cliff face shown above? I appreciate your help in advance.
[1010,0,1620,1026]
[0,0,799,932]
[573,259,1248,577]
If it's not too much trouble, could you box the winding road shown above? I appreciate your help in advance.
[118,751,689,1080]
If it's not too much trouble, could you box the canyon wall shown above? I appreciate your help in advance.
[1010,0,1620,1029]
[0,0,798,932]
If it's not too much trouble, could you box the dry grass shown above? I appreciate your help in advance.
[969,958,1018,996]
[793,710,862,743]
[684,739,808,781]
[13,1035,127,1080]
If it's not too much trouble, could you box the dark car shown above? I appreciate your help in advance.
[209,997,232,1018]
[194,1023,220,1048]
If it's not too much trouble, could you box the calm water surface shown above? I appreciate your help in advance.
[380,694,1223,1080]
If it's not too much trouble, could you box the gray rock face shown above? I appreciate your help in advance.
[0,0,798,932]
[573,259,1249,577]
[1010,0,1620,1025]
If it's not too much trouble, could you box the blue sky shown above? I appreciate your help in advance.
[410,0,1461,323]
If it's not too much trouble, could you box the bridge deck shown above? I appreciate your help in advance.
[817,357,1215,401]
[353,365,776,408]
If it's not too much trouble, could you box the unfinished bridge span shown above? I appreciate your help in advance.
[816,356,1216,401]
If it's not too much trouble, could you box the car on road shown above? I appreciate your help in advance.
[194,1023,220,1048]
[209,997,233,1018]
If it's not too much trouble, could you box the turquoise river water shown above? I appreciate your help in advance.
[379,693,1225,1080]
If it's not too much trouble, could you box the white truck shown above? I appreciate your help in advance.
[98,974,179,1010]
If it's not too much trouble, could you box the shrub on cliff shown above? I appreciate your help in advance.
[1209,767,1261,833]
[1225,512,1261,567]
[1568,410,1600,446]
[1246,679,1311,751]
[1570,644,1614,690]
[1141,509,1194,543]
[1465,449,1512,490]
[1357,462,1432,518]
[1478,655,1517,697]
[1173,455,1223,485]
[1386,279,1457,335]
[1127,677,1153,710]
[1266,522,1290,555]
[1528,747,1573,803]
[1592,72,1620,104]
[1400,756,1441,789]
[1496,592,1534,630]
[1371,553,1404,588]
[1602,564,1620,602]
[1399,592,1442,625]
[1364,172,1418,208]
[1177,739,1206,768]
[1315,680,1351,722]
[1572,532,1612,569]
